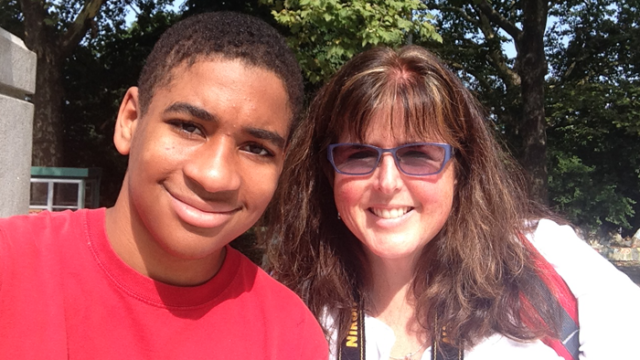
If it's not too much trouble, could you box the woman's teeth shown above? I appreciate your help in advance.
[370,207,411,219]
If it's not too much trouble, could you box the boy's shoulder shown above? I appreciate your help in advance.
[0,209,104,256]
[0,208,100,234]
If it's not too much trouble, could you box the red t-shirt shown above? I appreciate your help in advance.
[0,209,328,359]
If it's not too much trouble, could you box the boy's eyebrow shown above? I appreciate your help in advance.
[164,102,286,150]
[165,102,215,122]
[244,127,286,150]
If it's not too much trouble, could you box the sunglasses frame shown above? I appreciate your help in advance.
[327,142,454,176]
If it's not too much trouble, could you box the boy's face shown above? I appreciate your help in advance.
[114,59,290,269]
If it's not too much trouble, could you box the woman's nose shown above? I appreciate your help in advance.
[374,153,402,193]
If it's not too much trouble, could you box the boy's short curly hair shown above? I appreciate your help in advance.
[138,12,304,129]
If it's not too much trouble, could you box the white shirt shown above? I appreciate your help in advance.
[324,220,640,360]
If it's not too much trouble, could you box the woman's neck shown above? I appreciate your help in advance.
[366,254,429,359]
[368,262,414,316]
[365,251,420,315]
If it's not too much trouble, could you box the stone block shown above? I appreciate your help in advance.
[0,27,37,97]
[0,27,35,218]
[0,93,33,217]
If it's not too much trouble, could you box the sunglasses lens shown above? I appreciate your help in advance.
[396,144,446,175]
[332,145,379,175]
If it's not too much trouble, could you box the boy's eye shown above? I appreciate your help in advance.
[180,122,202,135]
[169,120,204,137]
[168,120,206,138]
[241,144,273,157]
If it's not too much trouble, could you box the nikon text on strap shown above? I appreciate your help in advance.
[339,306,462,360]
[338,303,365,360]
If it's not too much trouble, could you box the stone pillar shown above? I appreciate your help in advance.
[0,28,36,217]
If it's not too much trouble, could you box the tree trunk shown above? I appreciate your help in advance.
[19,0,107,167]
[516,0,549,204]
[19,0,62,166]
[31,51,64,166]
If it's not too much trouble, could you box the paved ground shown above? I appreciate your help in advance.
[614,263,640,285]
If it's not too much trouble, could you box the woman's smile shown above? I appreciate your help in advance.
[369,207,413,219]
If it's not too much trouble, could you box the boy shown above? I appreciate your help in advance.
[0,12,328,359]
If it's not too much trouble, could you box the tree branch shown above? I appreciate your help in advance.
[475,0,522,41]
[454,36,520,89]
[60,0,107,57]
[487,51,521,88]
[436,5,482,28]
[449,61,495,95]
[469,7,521,88]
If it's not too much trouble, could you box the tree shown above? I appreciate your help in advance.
[181,0,274,17]
[0,0,181,170]
[545,0,640,232]
[15,0,117,166]
[0,0,23,36]
[422,0,551,203]
[265,0,441,85]
[422,0,640,232]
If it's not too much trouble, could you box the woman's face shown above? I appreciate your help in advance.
[332,110,456,265]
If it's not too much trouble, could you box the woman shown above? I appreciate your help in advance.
[263,46,640,359]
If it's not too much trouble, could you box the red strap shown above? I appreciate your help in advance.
[518,233,580,360]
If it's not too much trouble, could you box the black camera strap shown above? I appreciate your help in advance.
[337,303,366,360]
[338,306,462,360]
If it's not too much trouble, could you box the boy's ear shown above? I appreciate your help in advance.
[113,87,141,156]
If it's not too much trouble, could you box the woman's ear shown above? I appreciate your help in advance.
[113,87,141,156]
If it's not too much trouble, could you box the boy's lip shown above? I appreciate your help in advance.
[165,188,240,228]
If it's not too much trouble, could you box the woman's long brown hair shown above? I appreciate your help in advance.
[261,46,562,349]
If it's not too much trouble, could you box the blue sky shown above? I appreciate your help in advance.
[124,0,185,26]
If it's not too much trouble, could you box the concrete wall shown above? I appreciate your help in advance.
[0,28,36,218]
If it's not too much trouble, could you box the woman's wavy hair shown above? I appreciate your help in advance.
[262,45,562,349]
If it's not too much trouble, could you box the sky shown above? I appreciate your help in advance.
[124,0,185,26]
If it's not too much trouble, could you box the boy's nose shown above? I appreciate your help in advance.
[183,137,242,195]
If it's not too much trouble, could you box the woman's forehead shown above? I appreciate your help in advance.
[339,119,445,144]
[338,105,447,144]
